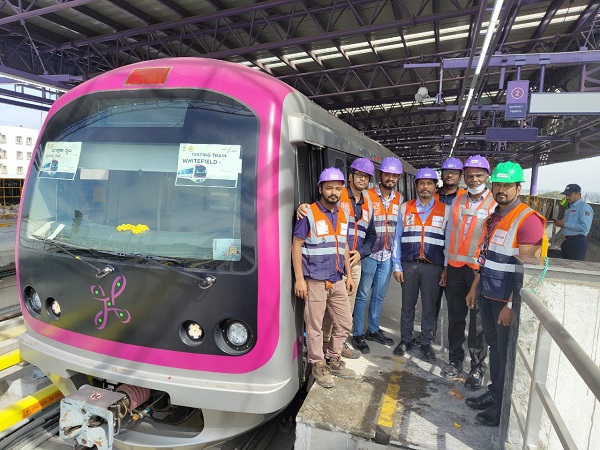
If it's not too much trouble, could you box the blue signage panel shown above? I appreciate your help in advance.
[505,80,530,120]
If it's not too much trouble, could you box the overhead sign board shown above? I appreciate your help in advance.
[485,127,538,142]
[505,80,530,120]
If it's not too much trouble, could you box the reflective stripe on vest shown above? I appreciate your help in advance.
[479,203,546,301]
[367,187,400,253]
[339,187,372,252]
[302,203,348,279]
[447,190,496,269]
[400,200,447,265]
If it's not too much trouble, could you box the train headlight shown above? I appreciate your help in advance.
[215,319,254,354]
[24,286,42,316]
[186,321,203,340]
[47,297,61,320]
[226,321,249,347]
[179,320,204,346]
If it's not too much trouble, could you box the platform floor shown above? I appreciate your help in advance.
[296,278,498,450]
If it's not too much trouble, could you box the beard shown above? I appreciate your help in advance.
[495,193,515,205]
[324,195,339,205]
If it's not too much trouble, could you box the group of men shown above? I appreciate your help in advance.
[291,152,591,427]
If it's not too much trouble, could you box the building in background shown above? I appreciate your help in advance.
[0,125,37,179]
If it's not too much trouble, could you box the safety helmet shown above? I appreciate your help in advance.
[464,155,491,174]
[380,157,403,175]
[489,161,525,183]
[350,158,375,177]
[441,157,463,171]
[318,167,345,185]
[414,167,439,182]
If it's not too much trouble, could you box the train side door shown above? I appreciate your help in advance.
[326,149,347,175]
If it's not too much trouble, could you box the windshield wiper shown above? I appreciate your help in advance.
[94,250,216,289]
[31,235,115,279]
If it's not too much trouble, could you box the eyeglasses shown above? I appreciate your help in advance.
[353,172,371,180]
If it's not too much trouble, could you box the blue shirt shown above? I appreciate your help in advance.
[562,198,594,236]
[391,198,436,272]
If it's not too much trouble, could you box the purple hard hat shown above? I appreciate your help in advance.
[414,167,439,182]
[441,157,463,171]
[350,158,375,177]
[464,155,490,174]
[318,167,345,185]
[380,157,403,175]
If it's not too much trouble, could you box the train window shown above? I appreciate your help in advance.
[20,90,258,272]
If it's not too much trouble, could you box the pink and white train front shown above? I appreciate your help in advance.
[17,58,307,449]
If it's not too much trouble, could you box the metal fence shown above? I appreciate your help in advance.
[512,289,600,449]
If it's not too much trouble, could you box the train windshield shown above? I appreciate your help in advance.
[20,89,258,272]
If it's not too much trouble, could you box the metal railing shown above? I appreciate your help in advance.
[512,289,600,449]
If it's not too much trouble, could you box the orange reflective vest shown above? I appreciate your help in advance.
[399,199,448,265]
[367,187,401,253]
[478,202,546,301]
[339,187,372,252]
[301,203,348,280]
[447,190,497,270]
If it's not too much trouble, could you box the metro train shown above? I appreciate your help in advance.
[17,57,416,449]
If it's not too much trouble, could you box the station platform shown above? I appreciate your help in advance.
[296,279,498,450]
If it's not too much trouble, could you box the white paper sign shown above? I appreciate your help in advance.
[176,144,242,188]
[39,142,82,180]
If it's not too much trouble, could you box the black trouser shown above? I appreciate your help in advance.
[400,261,442,345]
[561,235,588,261]
[445,265,487,373]
[479,295,511,403]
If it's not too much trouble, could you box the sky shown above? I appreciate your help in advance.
[1,102,599,194]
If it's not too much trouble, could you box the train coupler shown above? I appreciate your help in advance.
[59,384,128,450]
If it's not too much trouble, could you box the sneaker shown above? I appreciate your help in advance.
[312,361,335,388]
[352,335,370,354]
[341,342,361,359]
[327,357,356,379]
[365,329,394,346]
[464,369,483,391]
[443,360,463,379]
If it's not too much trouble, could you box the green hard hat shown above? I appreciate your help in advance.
[489,161,525,183]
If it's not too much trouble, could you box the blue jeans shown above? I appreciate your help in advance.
[352,257,392,336]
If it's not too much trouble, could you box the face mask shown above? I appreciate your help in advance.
[467,184,487,195]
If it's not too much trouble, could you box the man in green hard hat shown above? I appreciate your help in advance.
[464,161,546,427]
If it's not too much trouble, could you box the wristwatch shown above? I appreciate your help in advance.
[506,301,513,309]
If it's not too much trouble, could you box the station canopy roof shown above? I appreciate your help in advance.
[1,0,600,169]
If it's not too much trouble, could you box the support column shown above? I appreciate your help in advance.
[530,150,539,195]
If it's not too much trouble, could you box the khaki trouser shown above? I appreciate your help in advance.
[322,263,361,343]
[305,279,353,363]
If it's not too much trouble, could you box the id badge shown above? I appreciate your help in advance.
[340,223,348,236]
[316,220,329,236]
[478,253,486,266]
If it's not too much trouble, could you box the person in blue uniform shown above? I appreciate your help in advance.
[391,167,449,362]
[554,184,594,261]
[292,167,356,388]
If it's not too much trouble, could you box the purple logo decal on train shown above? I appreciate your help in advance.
[92,276,131,329]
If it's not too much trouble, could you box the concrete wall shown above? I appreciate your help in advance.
[505,257,600,449]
